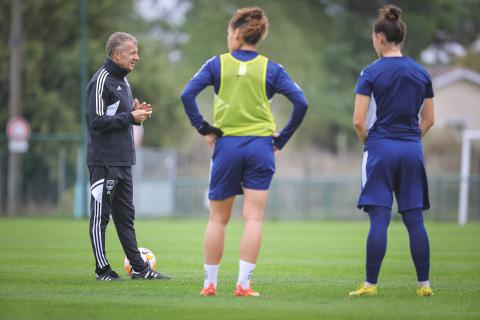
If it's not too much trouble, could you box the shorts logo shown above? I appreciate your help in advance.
[106,180,115,194]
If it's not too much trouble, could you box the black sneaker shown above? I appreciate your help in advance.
[95,265,121,281]
[130,265,171,280]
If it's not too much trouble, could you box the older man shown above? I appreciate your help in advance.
[86,32,169,281]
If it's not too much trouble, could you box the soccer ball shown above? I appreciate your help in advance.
[124,247,157,275]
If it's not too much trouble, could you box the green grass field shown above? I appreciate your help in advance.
[0,218,479,320]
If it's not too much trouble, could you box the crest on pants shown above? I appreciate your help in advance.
[106,180,115,191]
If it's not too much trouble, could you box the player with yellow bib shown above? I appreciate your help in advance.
[181,7,308,297]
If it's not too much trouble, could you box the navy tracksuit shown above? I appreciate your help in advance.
[86,57,145,273]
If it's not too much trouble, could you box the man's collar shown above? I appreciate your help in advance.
[103,57,130,78]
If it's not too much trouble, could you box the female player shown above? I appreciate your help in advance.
[349,5,435,297]
[181,6,308,296]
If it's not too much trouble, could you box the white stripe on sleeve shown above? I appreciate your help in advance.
[95,69,109,116]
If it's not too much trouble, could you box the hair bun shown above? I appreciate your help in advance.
[243,9,262,23]
[250,9,263,19]
[384,5,401,21]
[374,5,405,44]
[229,6,269,44]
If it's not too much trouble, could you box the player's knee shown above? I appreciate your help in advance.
[242,210,264,222]
[401,209,424,228]
[209,213,230,225]
[367,206,391,227]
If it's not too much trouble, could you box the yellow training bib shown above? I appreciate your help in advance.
[213,53,276,136]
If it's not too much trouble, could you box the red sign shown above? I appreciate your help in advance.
[7,116,31,153]
[7,116,31,141]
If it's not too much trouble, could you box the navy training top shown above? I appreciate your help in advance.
[181,49,308,149]
[355,56,434,142]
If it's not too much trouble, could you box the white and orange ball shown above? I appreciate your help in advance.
[124,247,157,275]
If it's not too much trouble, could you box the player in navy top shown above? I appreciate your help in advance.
[181,7,308,297]
[349,5,435,297]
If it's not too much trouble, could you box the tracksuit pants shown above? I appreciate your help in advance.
[88,166,145,272]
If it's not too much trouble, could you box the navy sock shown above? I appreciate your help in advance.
[401,209,430,282]
[365,206,391,284]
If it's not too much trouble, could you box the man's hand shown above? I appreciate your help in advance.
[132,98,153,123]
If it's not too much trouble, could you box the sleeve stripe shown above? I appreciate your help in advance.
[99,71,109,116]
[95,69,106,115]
[95,69,109,116]
[95,69,105,115]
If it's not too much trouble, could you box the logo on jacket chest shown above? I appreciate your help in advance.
[111,84,133,111]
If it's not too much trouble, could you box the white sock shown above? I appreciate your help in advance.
[237,260,256,289]
[203,264,219,288]
[365,281,376,287]
[417,280,430,288]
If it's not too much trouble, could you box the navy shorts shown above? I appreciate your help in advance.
[358,138,430,213]
[209,136,275,200]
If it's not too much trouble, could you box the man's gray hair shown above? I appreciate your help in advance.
[106,32,138,57]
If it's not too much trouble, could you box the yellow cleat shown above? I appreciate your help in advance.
[417,286,433,297]
[348,283,378,297]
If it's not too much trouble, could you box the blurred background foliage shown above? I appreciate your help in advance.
[1,0,480,151]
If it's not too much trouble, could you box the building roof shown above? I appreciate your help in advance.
[432,67,480,89]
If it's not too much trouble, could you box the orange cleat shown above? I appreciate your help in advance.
[233,284,260,297]
[199,284,217,296]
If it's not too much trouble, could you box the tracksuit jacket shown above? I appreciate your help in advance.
[86,57,137,166]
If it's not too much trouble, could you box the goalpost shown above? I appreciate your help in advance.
[458,129,480,225]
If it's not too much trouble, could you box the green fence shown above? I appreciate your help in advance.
[1,141,479,221]
[175,176,480,221]
[0,137,80,216]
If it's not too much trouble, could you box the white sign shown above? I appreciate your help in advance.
[9,140,28,153]
[7,116,31,153]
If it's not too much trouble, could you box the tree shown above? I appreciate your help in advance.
[0,0,137,212]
